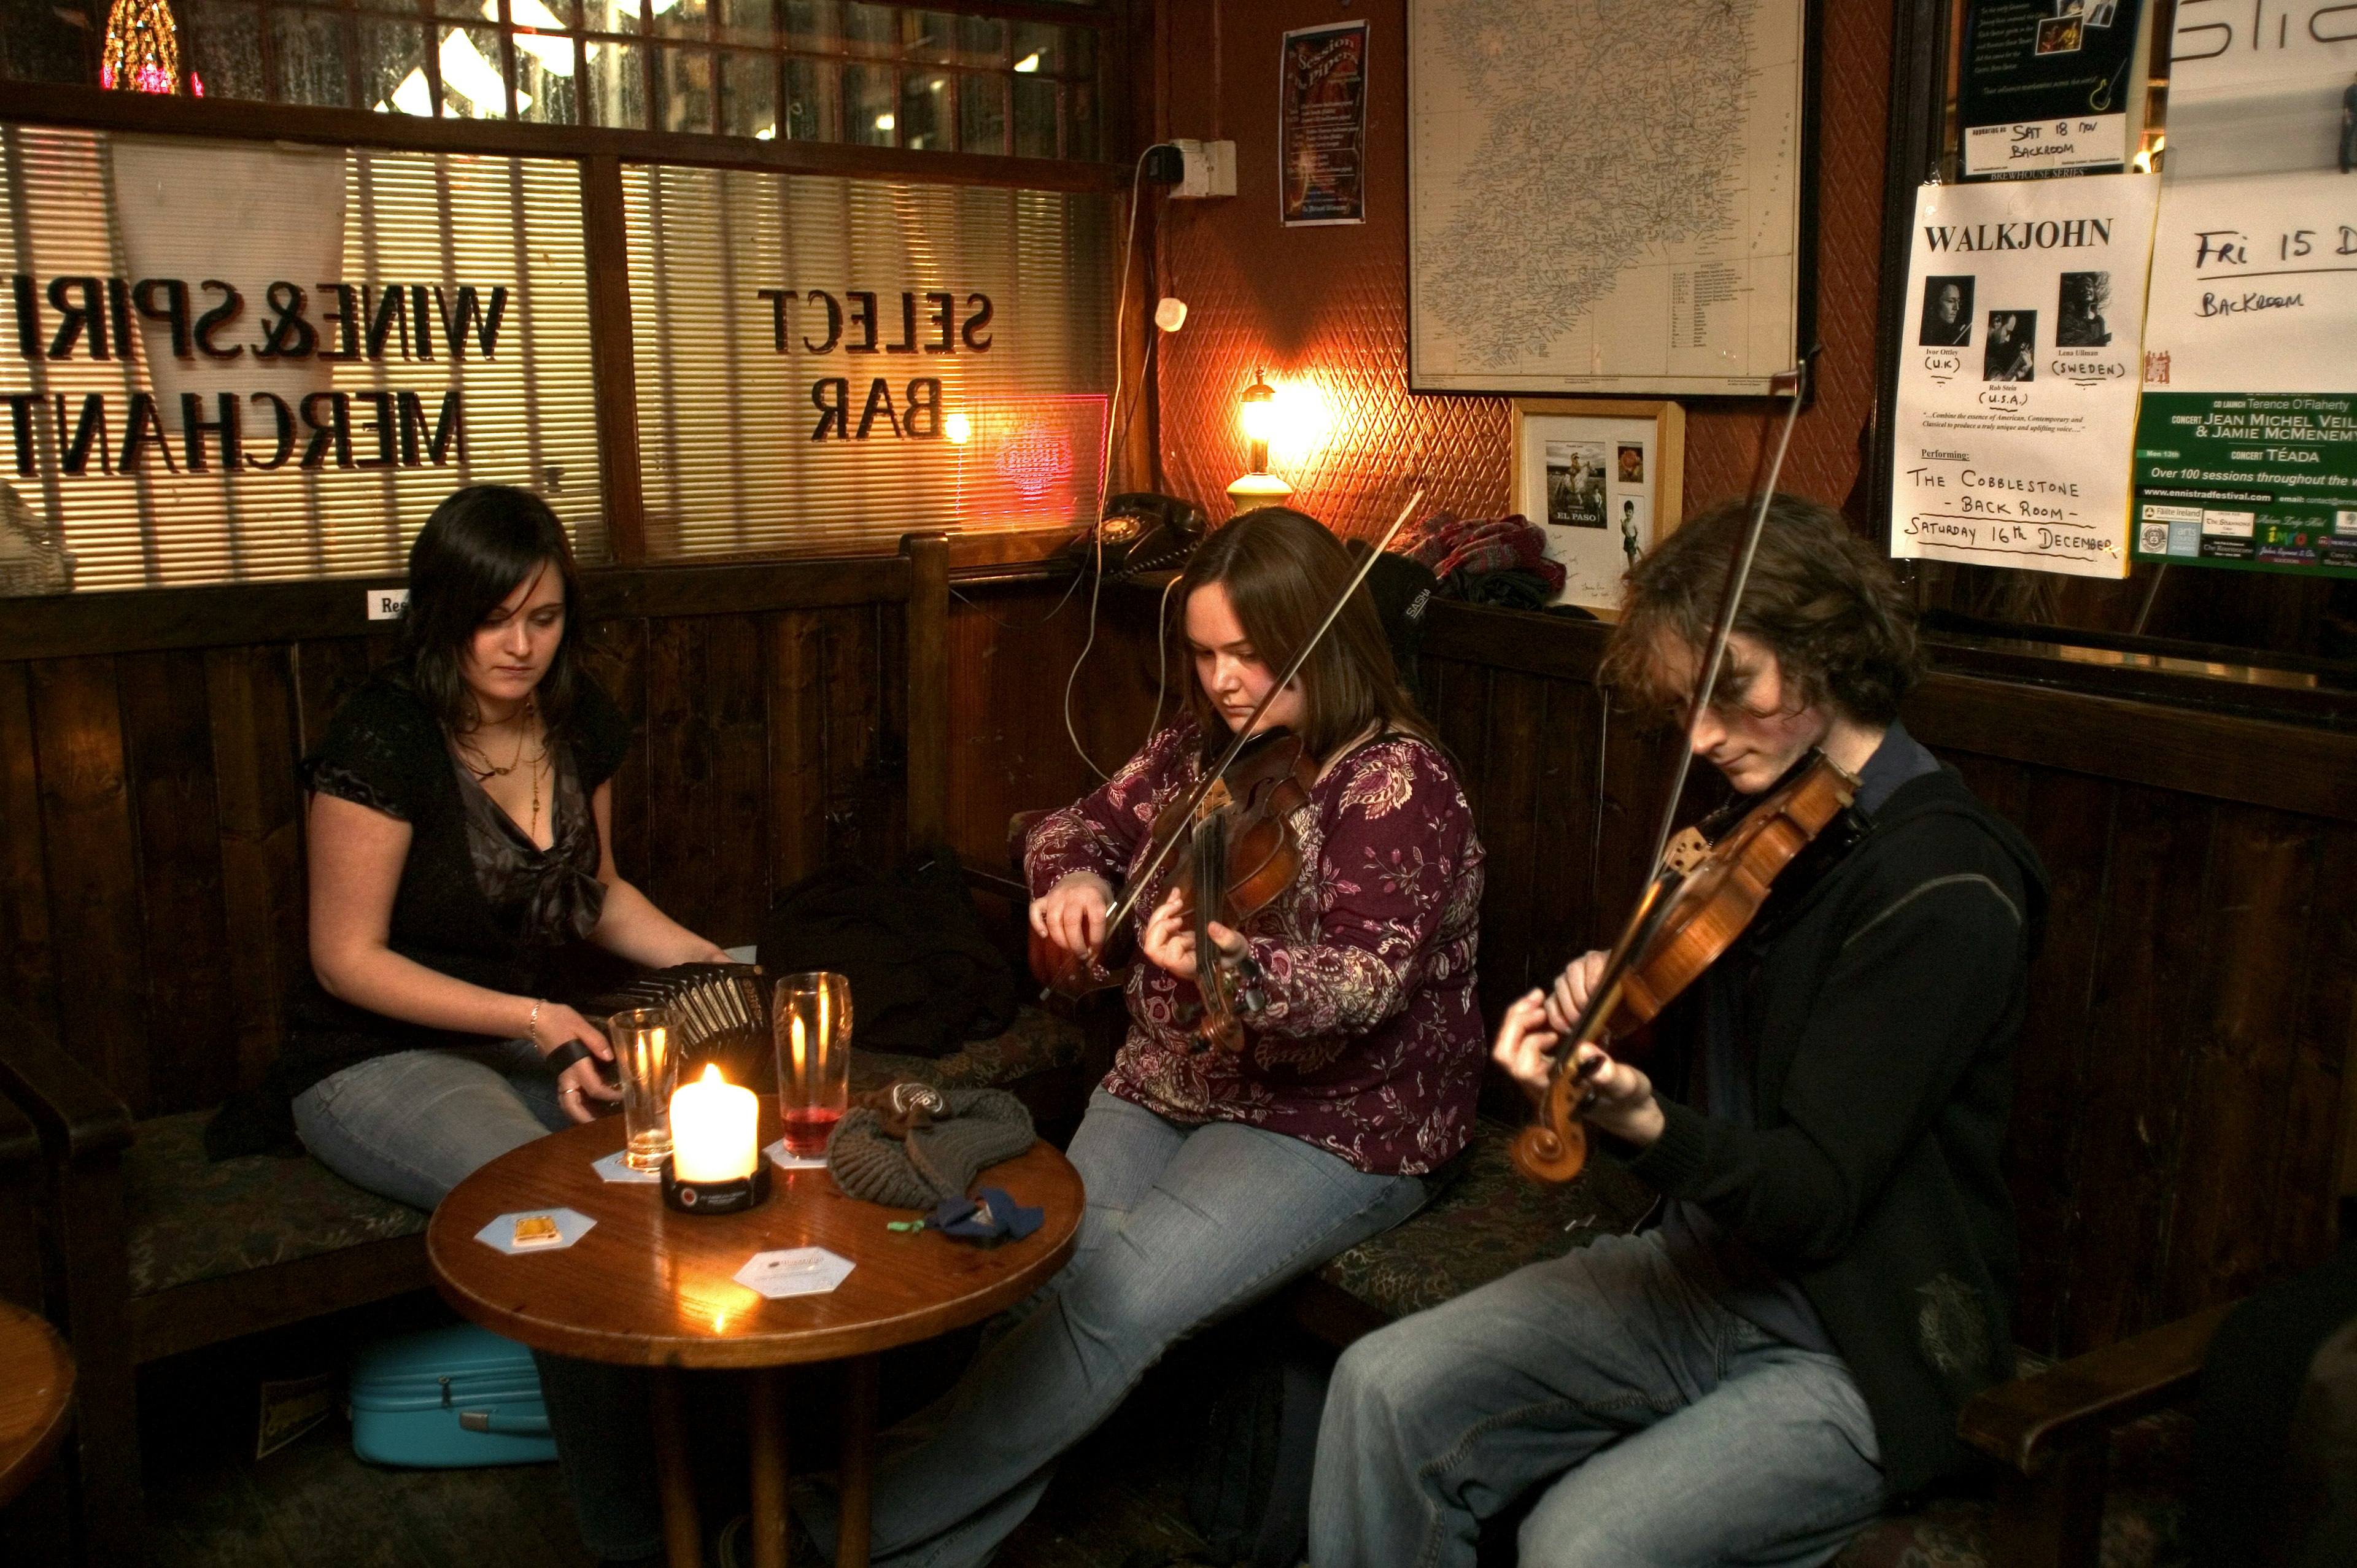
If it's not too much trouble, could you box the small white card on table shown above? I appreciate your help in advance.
[764,1139,827,1172]
[733,1247,854,1299]
[592,1150,662,1184]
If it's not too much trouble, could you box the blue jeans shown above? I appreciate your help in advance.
[1310,1230,1886,1568]
[293,1039,569,1210]
[295,1042,666,1564]
[796,1089,1429,1568]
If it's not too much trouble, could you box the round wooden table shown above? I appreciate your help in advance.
[428,1113,1082,1568]
[0,1301,75,1510]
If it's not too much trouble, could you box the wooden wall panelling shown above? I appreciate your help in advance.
[1978,765,2112,1358]
[902,536,950,847]
[2060,787,2216,1354]
[290,638,378,759]
[645,619,719,937]
[584,617,653,887]
[1523,681,1606,991]
[818,606,886,870]
[0,664,58,1040]
[2159,805,2326,1323]
[876,601,911,868]
[205,646,308,1097]
[1472,670,1546,1016]
[117,651,238,1115]
[28,657,150,1111]
[2280,819,2357,1268]
[940,581,1164,870]
[767,612,828,890]
[705,614,771,948]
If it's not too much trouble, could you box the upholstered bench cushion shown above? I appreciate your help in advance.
[851,1003,1086,1094]
[1833,1407,2193,1568]
[124,1111,428,1299]
[1313,1117,1657,1321]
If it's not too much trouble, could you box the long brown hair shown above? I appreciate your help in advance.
[1173,508,1431,763]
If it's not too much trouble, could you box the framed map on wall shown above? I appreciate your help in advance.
[1406,0,1817,398]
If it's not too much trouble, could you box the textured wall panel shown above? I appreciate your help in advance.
[1153,0,1893,541]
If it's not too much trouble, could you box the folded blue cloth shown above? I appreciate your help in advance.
[929,1186,1043,1242]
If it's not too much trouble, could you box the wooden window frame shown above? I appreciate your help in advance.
[0,35,1138,571]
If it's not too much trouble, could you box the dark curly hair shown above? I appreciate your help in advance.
[1600,492,1922,725]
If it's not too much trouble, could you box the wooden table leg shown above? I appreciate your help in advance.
[749,1367,791,1568]
[650,1368,702,1568]
[836,1354,880,1568]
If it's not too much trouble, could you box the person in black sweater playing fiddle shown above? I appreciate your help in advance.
[1311,493,2049,1567]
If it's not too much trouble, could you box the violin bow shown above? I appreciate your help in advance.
[1094,486,1429,943]
[1558,358,1813,1067]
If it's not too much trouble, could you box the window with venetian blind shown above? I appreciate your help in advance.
[624,162,1114,558]
[0,126,603,592]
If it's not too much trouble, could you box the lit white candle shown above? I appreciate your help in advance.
[789,1013,807,1091]
[669,1064,758,1183]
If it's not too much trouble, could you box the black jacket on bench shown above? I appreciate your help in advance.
[1622,766,2048,1497]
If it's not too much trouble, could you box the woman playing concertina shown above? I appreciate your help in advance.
[285,484,729,1564]
[793,505,1488,1568]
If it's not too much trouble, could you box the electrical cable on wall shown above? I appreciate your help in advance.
[1060,144,1180,781]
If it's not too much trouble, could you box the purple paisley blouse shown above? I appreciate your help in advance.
[1025,719,1486,1176]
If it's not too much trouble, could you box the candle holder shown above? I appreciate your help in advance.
[659,1154,772,1215]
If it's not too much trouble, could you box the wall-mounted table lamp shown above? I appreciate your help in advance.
[1227,368,1295,515]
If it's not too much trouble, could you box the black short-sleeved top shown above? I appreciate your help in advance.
[277,661,632,1099]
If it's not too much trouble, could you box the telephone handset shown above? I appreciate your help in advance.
[1075,493,1209,580]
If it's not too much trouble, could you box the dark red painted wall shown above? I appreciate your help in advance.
[1147,0,1895,538]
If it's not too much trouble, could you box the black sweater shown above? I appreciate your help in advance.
[1624,766,2049,1496]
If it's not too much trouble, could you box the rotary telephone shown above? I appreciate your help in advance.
[1074,493,1209,580]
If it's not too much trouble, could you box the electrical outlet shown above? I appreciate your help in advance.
[1169,138,1237,199]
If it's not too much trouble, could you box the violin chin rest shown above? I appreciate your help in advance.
[1511,1120,1589,1185]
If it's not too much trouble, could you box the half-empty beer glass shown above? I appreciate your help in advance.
[603,1007,679,1170]
[773,972,853,1157]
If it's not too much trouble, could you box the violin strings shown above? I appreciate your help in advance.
[1643,366,1809,881]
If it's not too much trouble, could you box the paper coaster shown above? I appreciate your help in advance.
[592,1150,662,1184]
[474,1207,597,1255]
[764,1138,828,1172]
[733,1246,854,1299]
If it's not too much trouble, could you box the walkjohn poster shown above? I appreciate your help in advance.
[2129,20,2357,579]
[1889,172,2159,578]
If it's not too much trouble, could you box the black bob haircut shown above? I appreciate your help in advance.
[398,485,584,736]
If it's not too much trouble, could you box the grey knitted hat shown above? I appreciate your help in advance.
[827,1087,1036,1210]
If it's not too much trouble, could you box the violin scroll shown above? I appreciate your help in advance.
[1511,1072,1590,1183]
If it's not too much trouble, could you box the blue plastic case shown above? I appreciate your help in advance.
[347,1322,557,1467]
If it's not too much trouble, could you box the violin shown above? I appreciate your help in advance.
[1026,727,1317,1054]
[1511,748,1859,1183]
[1512,360,1844,1186]
[1028,489,1428,1043]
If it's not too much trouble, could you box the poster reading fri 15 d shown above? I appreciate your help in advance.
[2129,20,2357,579]
[1889,172,2159,579]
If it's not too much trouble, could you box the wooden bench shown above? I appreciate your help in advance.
[0,532,1104,1561]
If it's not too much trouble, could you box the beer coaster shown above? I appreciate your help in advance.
[474,1207,596,1254]
[764,1138,828,1172]
[592,1150,662,1184]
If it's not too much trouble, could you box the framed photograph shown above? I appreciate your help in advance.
[1511,398,1685,614]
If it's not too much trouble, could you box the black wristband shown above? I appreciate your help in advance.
[544,1039,596,1076]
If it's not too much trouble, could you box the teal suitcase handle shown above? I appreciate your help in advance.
[459,1409,552,1437]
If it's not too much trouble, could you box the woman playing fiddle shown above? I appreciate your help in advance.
[1312,494,2051,1568]
[794,506,1486,1568]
